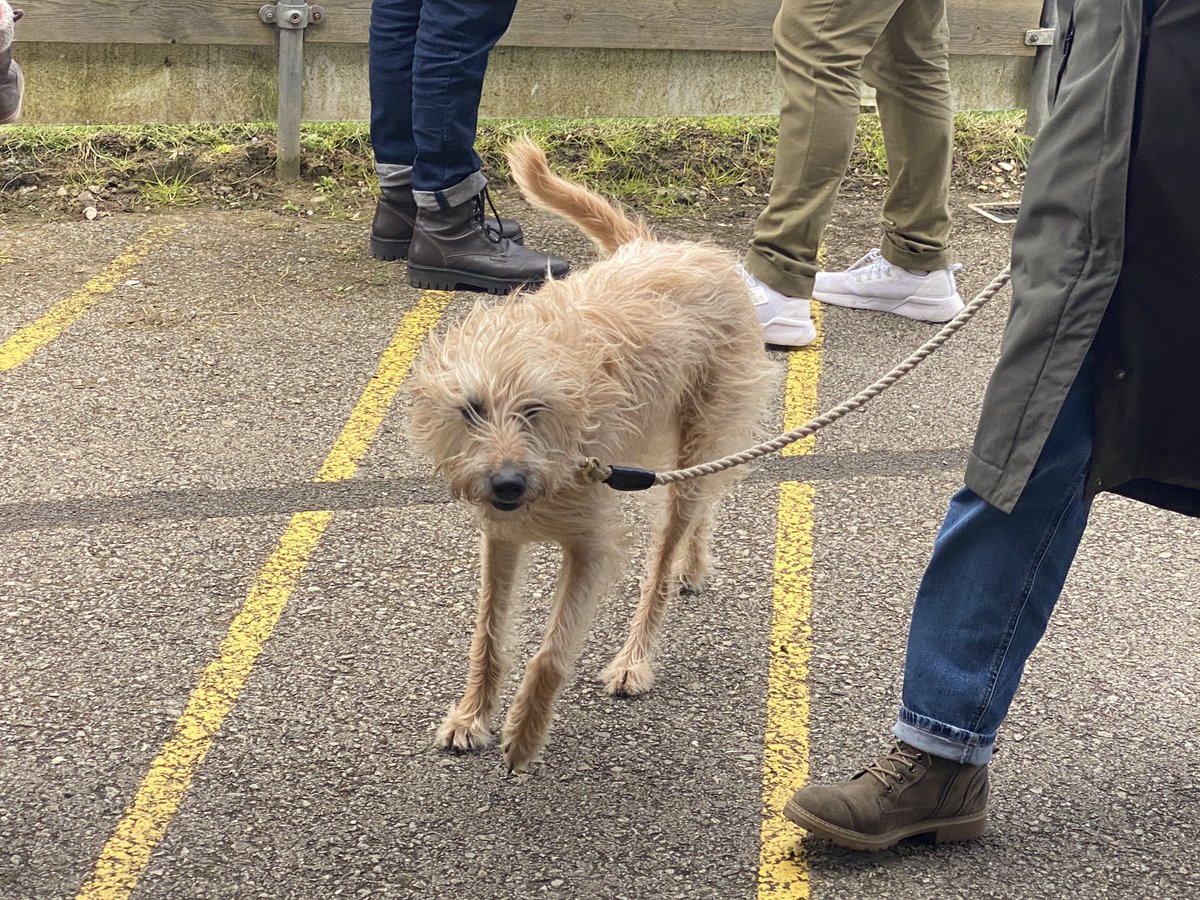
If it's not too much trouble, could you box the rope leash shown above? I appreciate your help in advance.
[580,264,1012,492]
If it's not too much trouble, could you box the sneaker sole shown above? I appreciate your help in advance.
[783,797,987,852]
[765,339,815,352]
[407,263,543,296]
[762,320,817,350]
[813,290,964,324]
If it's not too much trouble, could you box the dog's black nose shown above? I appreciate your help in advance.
[489,469,527,506]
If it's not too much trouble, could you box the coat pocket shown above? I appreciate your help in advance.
[1053,9,1076,104]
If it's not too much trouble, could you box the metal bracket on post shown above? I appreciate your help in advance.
[259,1,326,181]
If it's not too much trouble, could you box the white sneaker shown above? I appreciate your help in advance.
[813,249,964,323]
[741,267,816,348]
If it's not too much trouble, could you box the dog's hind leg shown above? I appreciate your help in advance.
[501,537,620,772]
[436,536,524,753]
[675,498,718,594]
[602,387,752,697]
[600,478,710,697]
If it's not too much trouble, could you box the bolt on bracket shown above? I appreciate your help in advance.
[260,2,325,30]
[1024,27,1056,46]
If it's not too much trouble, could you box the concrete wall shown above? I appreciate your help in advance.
[14,43,1034,125]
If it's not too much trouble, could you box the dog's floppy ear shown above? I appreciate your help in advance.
[407,332,471,419]
[407,297,492,401]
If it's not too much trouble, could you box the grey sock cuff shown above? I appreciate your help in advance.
[412,170,489,211]
[375,163,413,190]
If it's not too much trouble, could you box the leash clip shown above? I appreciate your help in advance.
[579,459,658,492]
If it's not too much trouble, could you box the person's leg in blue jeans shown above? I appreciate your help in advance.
[370,0,516,204]
[895,358,1095,764]
[368,0,433,261]
[367,0,567,294]
[368,0,420,195]
[784,359,1095,850]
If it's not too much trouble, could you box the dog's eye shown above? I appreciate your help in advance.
[517,403,549,423]
[460,400,487,424]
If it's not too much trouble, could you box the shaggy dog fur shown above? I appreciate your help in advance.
[408,137,776,772]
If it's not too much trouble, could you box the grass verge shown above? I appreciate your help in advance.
[0,113,1030,219]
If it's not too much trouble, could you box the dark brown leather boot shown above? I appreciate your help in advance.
[784,741,989,851]
[407,193,569,294]
[370,186,523,262]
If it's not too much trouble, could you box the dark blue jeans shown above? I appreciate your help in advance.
[893,359,1096,764]
[368,0,518,208]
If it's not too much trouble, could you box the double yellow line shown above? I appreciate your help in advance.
[76,290,452,900]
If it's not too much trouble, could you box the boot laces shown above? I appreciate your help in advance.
[863,741,925,790]
[475,187,505,245]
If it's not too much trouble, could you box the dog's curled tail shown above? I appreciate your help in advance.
[505,135,653,256]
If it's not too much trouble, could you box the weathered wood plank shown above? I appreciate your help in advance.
[507,1,1041,56]
[18,0,1041,56]
[946,1,1041,56]
[503,1,782,52]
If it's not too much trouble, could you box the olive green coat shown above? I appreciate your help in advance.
[966,0,1200,517]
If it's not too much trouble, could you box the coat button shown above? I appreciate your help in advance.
[1114,369,1127,380]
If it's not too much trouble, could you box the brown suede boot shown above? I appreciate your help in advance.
[784,741,989,851]
[407,192,569,294]
[370,185,523,262]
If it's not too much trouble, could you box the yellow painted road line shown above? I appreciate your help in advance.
[758,300,824,899]
[759,482,815,898]
[77,509,332,900]
[77,289,454,900]
[781,301,825,459]
[316,291,450,483]
[0,224,185,373]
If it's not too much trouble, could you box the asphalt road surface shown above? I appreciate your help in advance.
[2,187,1198,900]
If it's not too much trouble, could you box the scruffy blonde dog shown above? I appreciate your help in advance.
[408,137,776,772]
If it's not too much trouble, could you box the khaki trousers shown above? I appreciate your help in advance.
[745,0,955,299]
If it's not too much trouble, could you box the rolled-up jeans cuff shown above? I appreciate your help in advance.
[376,163,412,190]
[414,170,488,212]
[893,706,995,766]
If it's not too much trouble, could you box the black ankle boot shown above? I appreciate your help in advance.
[370,186,524,262]
[407,193,569,295]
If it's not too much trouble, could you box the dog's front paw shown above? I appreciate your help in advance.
[435,706,495,753]
[600,656,656,697]
[499,722,544,774]
[675,570,708,595]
